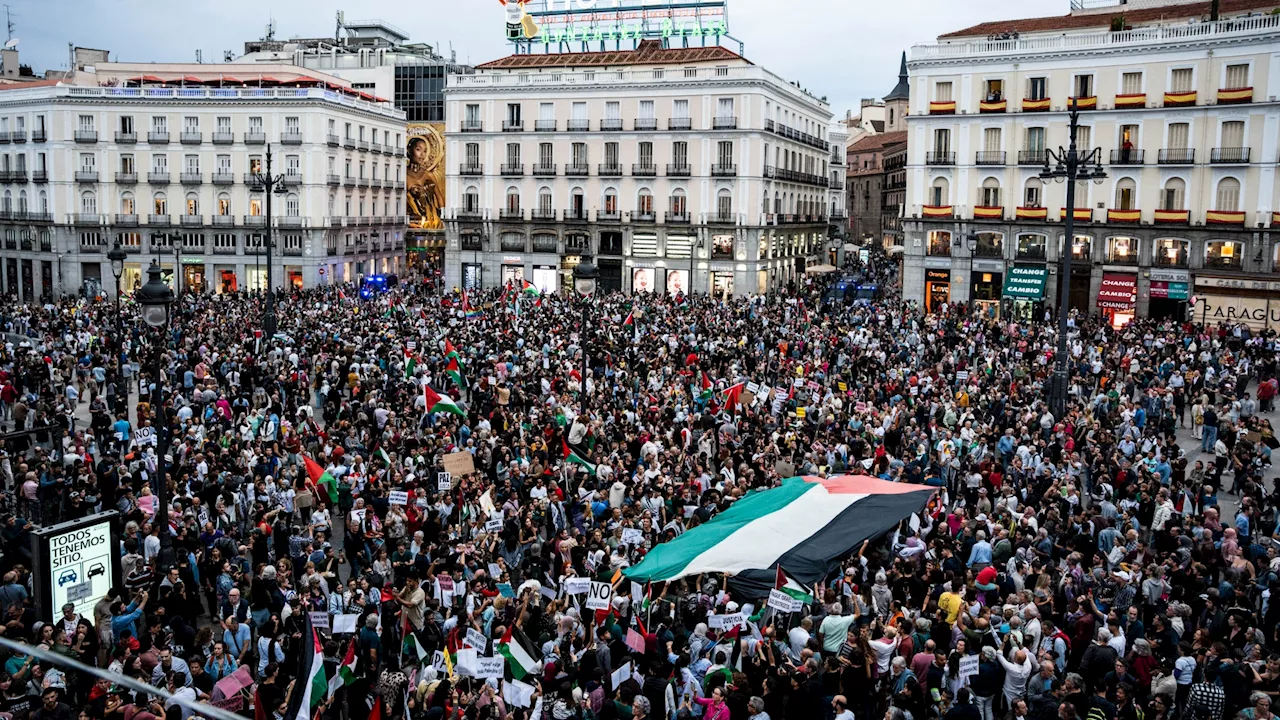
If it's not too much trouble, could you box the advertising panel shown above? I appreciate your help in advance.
[1198,294,1280,332]
[509,0,729,45]
[632,268,655,293]
[32,512,121,622]
[407,123,446,231]
[666,269,689,296]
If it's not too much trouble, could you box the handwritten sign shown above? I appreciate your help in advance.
[586,581,613,611]
[720,612,745,630]
[564,577,591,595]
[768,588,801,613]
[442,450,476,476]
[466,628,488,651]
[959,655,979,682]
[838,381,848,392]
[388,490,409,505]
[308,612,330,629]
[438,472,452,492]
[475,656,505,679]
[484,518,504,533]
[795,407,806,419]
[620,528,644,546]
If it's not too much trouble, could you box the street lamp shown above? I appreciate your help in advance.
[249,145,289,337]
[572,261,598,391]
[136,260,175,571]
[1039,97,1107,422]
[107,239,128,414]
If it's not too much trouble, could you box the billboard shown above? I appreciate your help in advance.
[32,511,121,622]
[407,123,446,231]
[511,0,729,45]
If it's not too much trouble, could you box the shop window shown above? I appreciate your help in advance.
[712,234,734,259]
[1154,238,1188,267]
[1205,240,1243,270]
[927,230,951,257]
[1017,233,1047,260]
[1106,236,1139,264]
[973,232,1003,259]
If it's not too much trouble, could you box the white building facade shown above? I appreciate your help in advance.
[0,62,406,300]
[441,41,834,297]
[903,0,1280,328]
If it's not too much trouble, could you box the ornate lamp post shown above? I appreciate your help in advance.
[136,261,175,570]
[107,240,128,413]
[572,261,599,389]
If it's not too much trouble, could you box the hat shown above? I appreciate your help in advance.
[1112,570,1131,582]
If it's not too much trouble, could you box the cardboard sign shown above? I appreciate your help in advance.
[475,656,504,679]
[208,696,244,711]
[484,518,504,533]
[959,655,979,681]
[466,628,488,651]
[388,490,409,506]
[955,370,970,381]
[438,472,453,492]
[795,407,806,418]
[768,588,800,613]
[564,577,591,595]
[838,381,848,392]
[308,612,330,629]
[332,614,359,634]
[620,528,644,546]
[739,390,756,407]
[586,581,613,610]
[807,380,820,392]
[442,451,476,476]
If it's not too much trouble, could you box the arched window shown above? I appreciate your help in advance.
[1215,178,1241,211]
[505,187,521,216]
[636,189,653,216]
[1161,178,1186,211]
[1206,240,1243,270]
[185,192,199,216]
[569,187,585,219]
[153,192,168,215]
[16,190,26,214]
[1114,178,1137,211]
[120,192,135,214]
[285,193,299,217]
[80,190,97,214]
[2,190,11,213]
[716,188,733,220]
[974,231,1003,258]
[38,191,48,213]
[538,187,552,214]
[670,188,687,218]
[1105,236,1139,264]
[980,177,1001,207]
[1016,233,1047,260]
[1023,177,1043,208]
[217,193,231,216]
[929,177,950,206]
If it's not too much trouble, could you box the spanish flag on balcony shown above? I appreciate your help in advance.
[1060,208,1092,222]
[1107,209,1141,224]
[1273,211,1280,228]
[978,100,1007,113]
[1217,87,1252,104]
[973,206,1004,220]
[1206,210,1246,225]
[1016,206,1048,220]
[1070,96,1097,110]
[1163,91,1196,107]
[1021,98,1050,112]
[929,101,956,115]
[922,205,954,218]
[1154,209,1190,224]
[1114,93,1146,108]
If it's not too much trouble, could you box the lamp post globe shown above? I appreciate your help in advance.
[137,261,174,327]
[107,241,127,280]
[572,261,599,297]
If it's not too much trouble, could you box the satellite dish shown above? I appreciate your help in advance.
[3,39,18,50]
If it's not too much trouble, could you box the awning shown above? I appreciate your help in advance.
[181,76,205,84]
[256,76,281,84]
[1098,272,1137,310]
[1002,264,1047,300]
[805,264,838,274]
[218,76,243,84]
[129,75,164,83]
[886,246,905,256]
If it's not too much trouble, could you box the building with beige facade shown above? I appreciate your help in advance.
[0,59,406,300]
[902,0,1280,328]
[441,40,838,296]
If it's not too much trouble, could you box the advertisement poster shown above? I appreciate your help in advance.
[32,512,120,622]
[666,269,688,296]
[632,268,655,293]
[407,123,446,230]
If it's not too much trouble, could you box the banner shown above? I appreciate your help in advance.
[407,123,446,230]
[1197,294,1280,332]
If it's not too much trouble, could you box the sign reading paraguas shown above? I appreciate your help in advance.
[1001,265,1047,300]
[31,511,122,623]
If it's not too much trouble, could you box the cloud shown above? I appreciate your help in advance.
[25,0,1064,117]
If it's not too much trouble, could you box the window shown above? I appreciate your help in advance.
[1155,238,1188,266]
[285,155,300,177]
[1162,179,1185,210]
[465,104,480,123]
[505,143,520,166]
[506,188,520,213]
[1074,74,1094,97]
[605,142,619,167]
[933,128,950,153]
[120,154,135,173]
[539,103,554,122]
[1225,63,1249,90]
[248,116,262,133]
[151,116,168,134]
[217,194,231,216]
[673,99,689,119]
[184,154,199,173]
[716,141,733,166]
[153,193,167,214]
[465,143,480,166]
[637,190,653,214]
[717,97,735,117]
[670,189,686,215]
[217,154,231,173]
[80,153,96,172]
[463,187,479,213]
[506,103,522,125]
[185,193,199,216]
[1026,127,1046,152]
[572,102,587,122]
[285,116,299,133]
[984,79,1003,102]
[183,116,198,133]
[716,190,732,218]
[1017,233,1047,260]
[285,194,299,217]
[1114,178,1136,211]
[639,142,653,166]
[1027,77,1047,100]
[927,230,952,256]
[80,192,97,214]
[1215,177,1241,210]
[639,100,654,120]
[120,116,134,133]
[1121,72,1142,95]
[119,192,134,214]
[673,141,688,167]
[538,143,553,166]
[983,128,1001,152]
[78,115,95,132]
[929,178,949,206]
[1206,240,1243,268]
[1221,120,1245,148]
[572,142,587,166]
[1171,68,1194,93]
[539,189,552,213]
[1075,126,1092,152]
[603,189,617,215]
[1024,178,1043,208]
[980,178,1001,207]
[1168,123,1189,149]
[605,101,620,120]
[1106,236,1138,263]
[934,81,953,102]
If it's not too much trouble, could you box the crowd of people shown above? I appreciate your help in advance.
[0,250,1275,720]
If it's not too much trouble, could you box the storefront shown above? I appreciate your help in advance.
[407,231,445,271]
[286,267,303,290]
[1148,269,1190,321]
[461,263,483,290]
[1001,264,1047,321]
[925,269,950,313]
[216,266,238,293]
[970,262,1003,319]
[1098,272,1137,328]
[532,265,557,294]
[245,267,267,292]
[1194,276,1280,331]
[181,259,206,295]
[597,258,623,295]
[710,269,734,297]
[501,263,525,287]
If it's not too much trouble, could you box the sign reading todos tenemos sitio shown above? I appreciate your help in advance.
[32,511,120,623]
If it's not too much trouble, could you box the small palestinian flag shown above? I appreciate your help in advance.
[327,638,357,698]
[722,382,746,410]
[377,448,393,467]
[303,455,339,504]
[337,288,347,301]
[521,279,540,297]
[446,356,465,390]
[403,352,417,379]
[622,311,635,327]
[698,372,714,402]
[444,339,461,364]
[562,439,596,475]
[775,565,816,604]
[497,625,541,681]
[424,385,465,417]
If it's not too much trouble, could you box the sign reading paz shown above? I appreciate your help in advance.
[438,472,452,491]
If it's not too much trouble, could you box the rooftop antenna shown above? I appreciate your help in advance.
[335,10,345,42]
[195,48,202,63]
[223,50,234,63]
[264,17,276,42]
[3,5,12,42]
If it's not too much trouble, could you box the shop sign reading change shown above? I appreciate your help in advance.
[47,518,113,620]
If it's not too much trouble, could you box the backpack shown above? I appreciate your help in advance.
[1050,628,1072,656]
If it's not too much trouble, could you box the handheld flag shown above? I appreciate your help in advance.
[327,638,358,698]
[303,455,339,504]
[283,616,327,720]
[424,385,466,417]
[445,356,466,390]
[562,439,597,475]
[520,279,540,298]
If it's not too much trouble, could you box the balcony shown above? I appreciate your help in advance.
[31,129,45,143]
[632,164,657,176]
[148,131,170,144]
[598,164,622,177]
[326,173,340,186]
[460,236,485,252]
[8,131,23,143]
[115,172,138,184]
[461,121,483,132]
[212,215,235,227]
[343,176,356,187]
[668,118,692,130]
[1211,147,1250,164]
[212,171,235,185]
[713,116,738,129]
[279,217,306,229]
[74,130,98,143]
[532,163,557,177]
[979,99,1007,113]
[502,120,524,132]
[567,120,590,132]
[1107,209,1142,224]
[180,172,203,185]
[533,119,557,132]
[28,212,51,223]
[357,140,369,152]
[282,174,302,186]
[711,164,737,177]
[633,211,656,223]
[1218,86,1253,105]
[707,212,738,225]
[114,214,139,227]
[925,151,955,166]
[634,118,657,131]
[282,243,304,256]
[1110,149,1145,165]
[600,119,624,131]
[1104,248,1139,265]
[180,214,204,228]
[180,131,202,144]
[459,164,484,176]
[666,164,691,177]
[598,210,621,222]
[245,131,266,145]
[501,163,524,176]
[243,215,266,228]
[357,178,369,188]
[665,211,691,224]
[564,164,589,177]
[1018,150,1047,166]
[975,151,1006,166]
[530,209,557,222]
[147,214,170,226]
[325,133,340,147]
[280,132,303,145]
[1158,148,1195,165]
[929,101,956,115]
[212,131,234,144]
[75,170,99,183]
[32,170,47,183]
[563,209,588,223]
[499,208,524,221]
[115,131,137,144]
[1069,96,1098,110]
[342,136,356,149]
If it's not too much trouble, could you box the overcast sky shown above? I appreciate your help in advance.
[22,0,1065,116]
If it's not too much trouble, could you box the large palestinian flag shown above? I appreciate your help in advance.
[624,475,933,596]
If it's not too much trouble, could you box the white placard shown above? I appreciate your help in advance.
[610,661,633,690]
[308,612,330,629]
[332,614,359,634]
[768,588,800,613]
[432,650,447,673]
[746,382,760,394]
[456,648,478,676]
[720,612,745,630]
[475,656,504,679]
[631,582,644,604]
[466,628,488,651]
[484,518,503,533]
[438,472,452,492]
[707,614,725,629]
[388,490,409,505]
[620,528,644,546]
[955,370,969,381]
[959,655,979,681]
[586,581,613,611]
[564,577,591,596]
